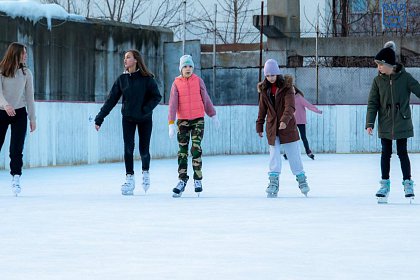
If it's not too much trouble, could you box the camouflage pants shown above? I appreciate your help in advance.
[177,118,204,181]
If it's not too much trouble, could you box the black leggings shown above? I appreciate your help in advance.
[381,138,411,181]
[0,108,28,176]
[122,117,153,175]
[297,124,311,154]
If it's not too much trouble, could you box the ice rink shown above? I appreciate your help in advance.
[1,153,419,280]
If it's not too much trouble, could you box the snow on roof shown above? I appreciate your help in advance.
[0,0,85,30]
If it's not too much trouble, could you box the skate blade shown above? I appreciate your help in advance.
[142,184,150,193]
[377,197,388,204]
[121,191,134,196]
[266,193,278,198]
[172,193,182,198]
[406,197,415,204]
[12,188,20,196]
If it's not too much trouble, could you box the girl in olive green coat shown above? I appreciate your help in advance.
[366,41,420,203]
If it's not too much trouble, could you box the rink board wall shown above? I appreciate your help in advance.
[0,103,419,169]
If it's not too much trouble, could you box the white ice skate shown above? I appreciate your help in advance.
[142,171,150,193]
[121,174,135,196]
[376,179,390,204]
[11,175,21,196]
[172,180,187,198]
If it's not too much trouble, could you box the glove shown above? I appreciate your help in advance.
[169,124,176,139]
[211,115,220,128]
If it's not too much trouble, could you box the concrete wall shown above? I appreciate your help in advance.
[163,40,202,104]
[1,102,420,171]
[0,14,173,102]
[200,51,420,105]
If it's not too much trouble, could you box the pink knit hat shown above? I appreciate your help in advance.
[264,59,281,76]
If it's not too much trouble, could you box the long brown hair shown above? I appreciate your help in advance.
[0,42,27,77]
[126,49,154,77]
[260,74,285,91]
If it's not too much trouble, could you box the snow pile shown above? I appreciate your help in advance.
[0,0,85,30]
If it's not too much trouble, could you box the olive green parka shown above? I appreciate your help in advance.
[366,64,420,140]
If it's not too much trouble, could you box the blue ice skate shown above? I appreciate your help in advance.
[266,172,279,198]
[376,179,390,204]
[403,180,415,203]
[296,173,310,197]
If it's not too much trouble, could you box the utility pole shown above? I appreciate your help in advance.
[316,4,319,104]
[182,0,186,55]
[259,0,264,82]
[213,4,217,99]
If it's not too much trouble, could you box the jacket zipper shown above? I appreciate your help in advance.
[390,78,394,139]
[187,78,192,118]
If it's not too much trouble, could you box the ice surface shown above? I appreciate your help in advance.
[1,153,419,279]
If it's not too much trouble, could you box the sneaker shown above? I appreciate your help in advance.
[11,175,21,196]
[121,174,135,195]
[194,180,203,193]
[142,171,150,193]
[172,180,187,197]
[403,180,415,198]
[296,173,310,196]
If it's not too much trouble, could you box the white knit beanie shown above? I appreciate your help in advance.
[179,55,194,72]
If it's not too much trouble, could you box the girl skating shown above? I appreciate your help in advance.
[256,59,310,198]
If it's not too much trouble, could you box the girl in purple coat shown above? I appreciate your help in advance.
[284,88,322,160]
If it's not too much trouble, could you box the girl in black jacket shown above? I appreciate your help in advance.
[95,50,161,195]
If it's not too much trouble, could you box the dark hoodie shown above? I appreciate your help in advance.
[95,70,162,126]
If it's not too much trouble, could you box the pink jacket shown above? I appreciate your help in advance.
[294,93,322,124]
[168,73,216,123]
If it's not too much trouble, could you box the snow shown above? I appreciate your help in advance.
[1,153,419,279]
[0,0,85,30]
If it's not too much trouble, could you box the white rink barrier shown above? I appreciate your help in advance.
[0,102,419,169]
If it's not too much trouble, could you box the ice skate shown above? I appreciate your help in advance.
[376,179,390,204]
[11,175,21,196]
[194,180,203,197]
[266,172,279,198]
[403,179,415,204]
[142,171,150,193]
[121,174,135,195]
[296,173,310,197]
[172,180,187,198]
[283,154,288,160]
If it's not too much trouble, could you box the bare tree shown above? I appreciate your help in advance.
[41,0,261,44]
